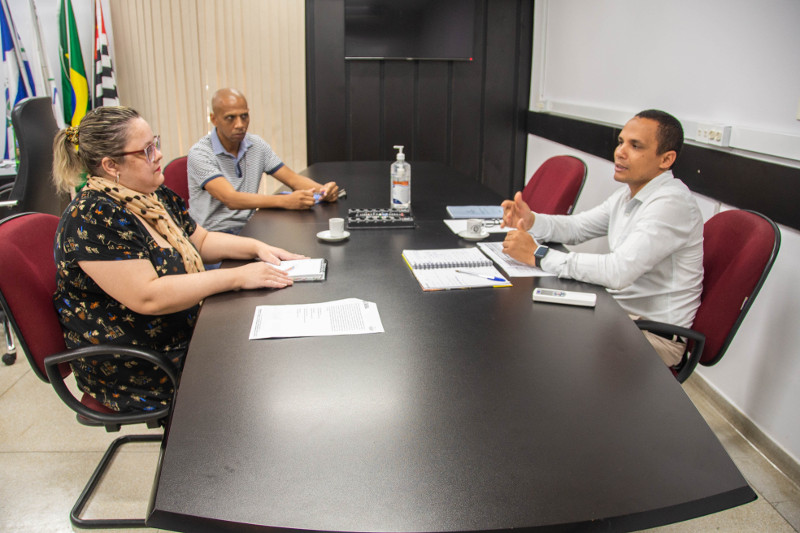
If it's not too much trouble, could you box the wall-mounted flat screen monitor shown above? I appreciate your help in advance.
[345,0,475,61]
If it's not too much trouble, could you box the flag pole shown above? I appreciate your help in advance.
[90,0,96,107]
[29,0,58,110]
[0,0,33,97]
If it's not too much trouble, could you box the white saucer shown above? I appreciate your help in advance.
[317,230,350,242]
[458,230,490,241]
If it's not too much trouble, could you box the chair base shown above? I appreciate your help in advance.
[70,433,162,529]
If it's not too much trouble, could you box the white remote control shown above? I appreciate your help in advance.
[532,287,597,308]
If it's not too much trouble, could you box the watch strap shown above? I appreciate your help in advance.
[534,245,549,268]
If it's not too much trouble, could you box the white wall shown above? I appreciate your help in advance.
[532,0,800,163]
[527,0,800,465]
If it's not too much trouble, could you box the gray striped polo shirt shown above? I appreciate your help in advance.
[187,129,284,233]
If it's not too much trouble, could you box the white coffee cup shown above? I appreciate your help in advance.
[329,217,345,238]
[466,218,484,236]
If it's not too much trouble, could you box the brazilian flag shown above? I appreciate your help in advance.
[58,0,89,127]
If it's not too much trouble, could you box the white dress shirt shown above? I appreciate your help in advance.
[533,170,704,328]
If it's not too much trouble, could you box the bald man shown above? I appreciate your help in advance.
[187,88,338,234]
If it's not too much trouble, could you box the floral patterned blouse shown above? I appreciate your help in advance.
[53,185,200,412]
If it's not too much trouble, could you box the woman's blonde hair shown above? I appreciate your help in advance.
[52,106,141,193]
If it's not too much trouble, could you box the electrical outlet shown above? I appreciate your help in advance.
[696,124,710,144]
[696,123,731,147]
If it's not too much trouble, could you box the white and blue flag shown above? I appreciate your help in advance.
[1,0,37,160]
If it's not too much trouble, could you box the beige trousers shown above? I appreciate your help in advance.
[641,331,686,367]
[629,315,686,367]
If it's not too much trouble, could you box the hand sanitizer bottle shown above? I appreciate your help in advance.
[391,145,411,211]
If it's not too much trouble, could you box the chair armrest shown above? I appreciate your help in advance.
[634,319,706,383]
[43,344,180,427]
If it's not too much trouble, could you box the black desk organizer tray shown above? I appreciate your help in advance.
[346,208,416,229]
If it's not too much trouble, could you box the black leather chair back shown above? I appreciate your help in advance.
[7,96,68,217]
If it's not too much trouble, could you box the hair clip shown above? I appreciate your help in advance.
[65,126,80,144]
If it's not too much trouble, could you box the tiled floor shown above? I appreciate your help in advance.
[1,349,799,532]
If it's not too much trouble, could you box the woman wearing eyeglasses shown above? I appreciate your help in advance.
[52,106,304,412]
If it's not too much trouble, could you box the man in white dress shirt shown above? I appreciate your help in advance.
[501,110,703,366]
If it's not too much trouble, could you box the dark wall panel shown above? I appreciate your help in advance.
[481,0,528,197]
[307,0,532,193]
[450,61,483,180]
[347,61,382,160]
[448,1,485,180]
[527,111,619,163]
[676,145,800,231]
[416,62,449,163]
[383,62,416,160]
[306,0,347,163]
[511,0,535,193]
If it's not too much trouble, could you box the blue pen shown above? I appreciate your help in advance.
[279,191,323,204]
[455,269,507,283]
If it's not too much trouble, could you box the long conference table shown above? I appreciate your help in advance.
[147,161,755,532]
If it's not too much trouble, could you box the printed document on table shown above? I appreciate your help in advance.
[444,219,510,235]
[249,298,384,339]
[477,241,555,277]
[446,205,504,219]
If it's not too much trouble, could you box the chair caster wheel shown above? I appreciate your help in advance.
[2,352,15,365]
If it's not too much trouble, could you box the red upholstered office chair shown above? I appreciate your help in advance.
[636,209,780,383]
[521,155,587,215]
[162,155,190,207]
[0,212,179,529]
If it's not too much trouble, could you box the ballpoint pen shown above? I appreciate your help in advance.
[454,269,507,282]
[278,191,323,204]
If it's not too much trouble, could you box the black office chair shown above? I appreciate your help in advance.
[0,96,67,217]
[0,96,69,365]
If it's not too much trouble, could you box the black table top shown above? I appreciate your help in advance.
[147,161,754,532]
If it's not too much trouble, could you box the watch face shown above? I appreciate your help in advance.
[535,246,548,258]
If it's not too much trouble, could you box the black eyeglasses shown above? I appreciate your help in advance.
[115,135,161,163]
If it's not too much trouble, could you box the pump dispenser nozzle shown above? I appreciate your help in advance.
[393,145,405,161]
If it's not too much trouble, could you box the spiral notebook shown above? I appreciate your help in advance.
[401,248,511,291]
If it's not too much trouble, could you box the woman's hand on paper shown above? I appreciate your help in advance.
[236,261,294,290]
[254,243,307,265]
